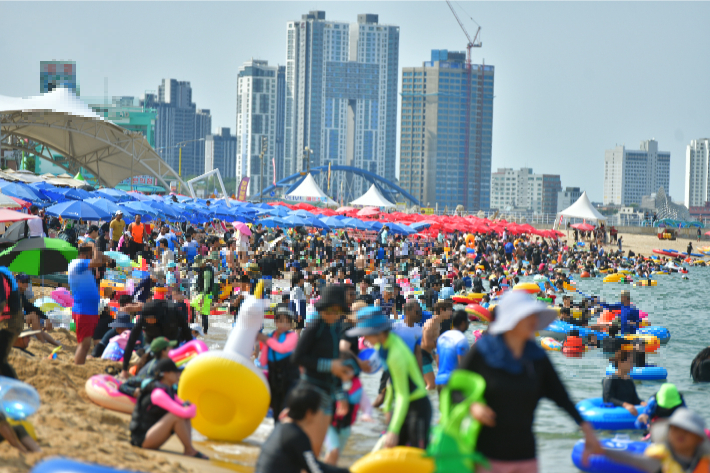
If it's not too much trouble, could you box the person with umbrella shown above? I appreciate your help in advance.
[69,243,115,365]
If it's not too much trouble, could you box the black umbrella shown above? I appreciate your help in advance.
[0,237,78,276]
[0,220,29,243]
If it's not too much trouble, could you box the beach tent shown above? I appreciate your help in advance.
[285,173,337,206]
[350,184,396,208]
[556,191,606,226]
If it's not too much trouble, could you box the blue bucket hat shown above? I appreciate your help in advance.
[109,312,134,329]
[346,306,392,337]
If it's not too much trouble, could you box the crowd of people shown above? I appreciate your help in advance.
[1,207,709,473]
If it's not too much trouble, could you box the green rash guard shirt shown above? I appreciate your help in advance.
[380,332,428,434]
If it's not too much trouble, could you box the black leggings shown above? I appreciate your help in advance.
[397,396,432,450]
[0,329,18,379]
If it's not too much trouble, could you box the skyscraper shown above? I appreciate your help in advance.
[603,139,670,206]
[40,60,78,95]
[236,60,278,196]
[145,79,212,179]
[275,65,286,182]
[284,11,399,199]
[684,138,710,208]
[204,128,237,183]
[399,50,494,211]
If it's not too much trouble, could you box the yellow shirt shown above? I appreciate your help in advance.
[109,219,125,242]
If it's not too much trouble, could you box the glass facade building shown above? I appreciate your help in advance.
[399,50,494,211]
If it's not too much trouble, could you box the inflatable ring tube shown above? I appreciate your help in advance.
[465,234,476,249]
[540,337,561,351]
[637,326,670,344]
[512,282,539,294]
[632,280,657,287]
[576,398,642,430]
[603,274,623,283]
[539,320,608,342]
[85,375,136,414]
[465,303,491,322]
[178,351,270,442]
[580,271,591,278]
[31,458,147,473]
[571,437,648,473]
[169,339,209,366]
[350,446,435,473]
[452,294,484,304]
[605,364,667,381]
[622,334,660,353]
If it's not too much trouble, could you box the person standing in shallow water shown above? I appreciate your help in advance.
[460,291,603,472]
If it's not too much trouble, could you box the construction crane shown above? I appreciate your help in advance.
[445,0,484,211]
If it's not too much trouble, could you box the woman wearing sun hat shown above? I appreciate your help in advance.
[460,290,602,472]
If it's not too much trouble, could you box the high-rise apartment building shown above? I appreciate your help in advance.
[204,128,237,183]
[144,79,212,179]
[236,60,279,196]
[557,186,582,212]
[275,66,286,182]
[284,11,399,198]
[489,168,557,213]
[684,139,710,208]
[399,50,494,211]
[603,139,670,206]
[40,60,78,94]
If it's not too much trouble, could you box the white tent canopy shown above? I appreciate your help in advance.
[556,191,607,224]
[350,184,396,208]
[0,88,186,190]
[286,173,337,205]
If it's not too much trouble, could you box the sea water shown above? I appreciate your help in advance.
[196,267,710,472]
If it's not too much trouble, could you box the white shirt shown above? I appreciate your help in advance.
[27,217,45,237]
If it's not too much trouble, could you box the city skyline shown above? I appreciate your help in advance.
[3,2,710,201]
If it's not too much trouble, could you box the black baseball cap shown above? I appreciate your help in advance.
[154,358,180,377]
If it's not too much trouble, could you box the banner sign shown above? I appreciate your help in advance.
[421,207,435,215]
[237,177,250,201]
[120,175,156,186]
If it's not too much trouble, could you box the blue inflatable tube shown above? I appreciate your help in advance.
[539,320,609,342]
[637,326,670,344]
[605,364,668,381]
[32,459,146,473]
[576,397,642,430]
[571,436,649,473]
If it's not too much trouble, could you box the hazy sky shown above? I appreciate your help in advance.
[2,2,709,202]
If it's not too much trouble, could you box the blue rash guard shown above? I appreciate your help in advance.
[602,302,640,334]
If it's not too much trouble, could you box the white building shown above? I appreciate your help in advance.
[204,127,237,181]
[236,60,278,196]
[490,168,544,212]
[684,138,710,208]
[603,139,670,206]
[557,187,582,213]
[284,11,399,199]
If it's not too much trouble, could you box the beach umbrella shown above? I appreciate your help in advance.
[259,206,291,217]
[0,221,30,243]
[0,182,49,203]
[368,220,384,232]
[281,214,309,228]
[30,182,57,191]
[233,221,252,236]
[84,197,133,219]
[260,217,286,228]
[0,209,40,224]
[120,201,161,217]
[320,216,345,229]
[127,191,150,201]
[357,207,380,218]
[571,222,595,231]
[95,188,133,202]
[56,187,92,201]
[45,201,110,221]
[0,194,27,210]
[335,206,355,214]
[340,217,370,231]
[409,222,431,232]
[388,223,414,236]
[0,237,78,276]
[291,209,316,218]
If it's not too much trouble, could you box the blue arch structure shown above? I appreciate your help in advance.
[258,165,421,207]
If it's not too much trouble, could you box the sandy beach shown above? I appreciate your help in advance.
[0,330,237,473]
[556,230,705,259]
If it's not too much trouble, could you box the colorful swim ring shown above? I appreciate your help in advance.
[540,337,562,351]
[539,320,608,342]
[622,334,660,353]
[178,287,270,442]
[571,436,648,473]
[85,374,136,414]
[452,293,485,304]
[580,271,591,278]
[465,303,491,323]
[576,397,642,430]
[603,273,625,283]
[633,280,657,287]
[512,282,539,294]
[169,339,209,367]
[350,447,434,473]
[465,234,476,249]
[637,326,670,344]
[605,364,667,381]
